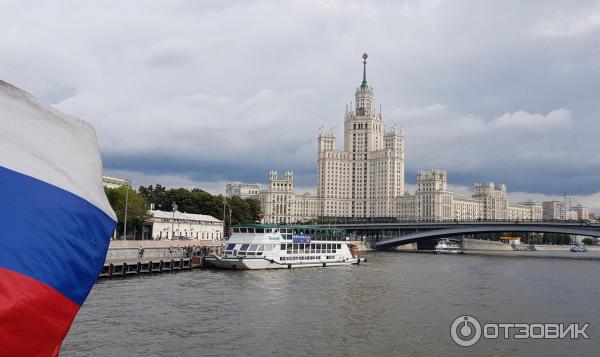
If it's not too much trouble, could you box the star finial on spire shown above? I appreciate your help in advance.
[361,53,368,90]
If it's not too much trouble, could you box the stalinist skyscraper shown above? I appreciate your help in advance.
[317,53,405,218]
[258,54,541,224]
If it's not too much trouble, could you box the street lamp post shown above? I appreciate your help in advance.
[123,179,130,240]
[171,201,178,240]
[223,198,227,238]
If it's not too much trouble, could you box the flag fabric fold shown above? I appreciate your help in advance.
[0,81,116,356]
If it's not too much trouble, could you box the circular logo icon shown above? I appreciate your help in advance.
[451,315,482,347]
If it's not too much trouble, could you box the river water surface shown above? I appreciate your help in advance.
[62,251,599,356]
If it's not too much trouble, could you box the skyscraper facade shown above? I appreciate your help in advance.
[317,53,404,218]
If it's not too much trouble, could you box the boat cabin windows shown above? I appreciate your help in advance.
[231,226,348,241]
[224,243,270,257]
[279,243,340,254]
[245,244,258,255]
[231,226,282,234]
[237,244,250,255]
[223,243,241,256]
[280,255,332,262]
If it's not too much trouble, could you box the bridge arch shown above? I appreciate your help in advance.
[374,225,600,250]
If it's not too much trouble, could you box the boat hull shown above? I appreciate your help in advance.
[204,255,360,270]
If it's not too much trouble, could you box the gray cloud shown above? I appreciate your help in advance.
[1,0,599,210]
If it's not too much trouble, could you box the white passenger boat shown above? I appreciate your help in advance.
[204,224,364,269]
[434,238,463,254]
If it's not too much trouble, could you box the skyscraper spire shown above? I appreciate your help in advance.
[361,53,368,90]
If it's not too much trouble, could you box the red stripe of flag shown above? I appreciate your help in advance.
[0,268,80,356]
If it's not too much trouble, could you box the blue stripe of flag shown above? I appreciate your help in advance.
[0,166,115,305]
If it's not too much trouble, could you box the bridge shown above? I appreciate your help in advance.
[322,221,600,250]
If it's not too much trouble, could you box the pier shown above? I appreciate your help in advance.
[99,257,197,278]
[99,239,223,279]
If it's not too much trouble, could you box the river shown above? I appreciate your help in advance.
[62,251,599,356]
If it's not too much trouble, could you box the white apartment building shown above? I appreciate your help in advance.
[566,209,579,220]
[542,201,565,220]
[147,210,223,240]
[225,182,261,198]
[572,205,590,220]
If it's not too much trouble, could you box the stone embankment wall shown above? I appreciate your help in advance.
[353,240,416,251]
[533,244,600,252]
[463,238,513,251]
[463,239,600,252]
[395,243,417,251]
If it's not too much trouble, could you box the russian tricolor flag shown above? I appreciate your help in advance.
[0,81,117,355]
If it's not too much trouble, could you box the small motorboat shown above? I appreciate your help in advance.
[570,243,588,253]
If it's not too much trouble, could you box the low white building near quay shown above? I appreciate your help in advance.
[147,210,223,240]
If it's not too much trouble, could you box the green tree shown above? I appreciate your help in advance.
[105,186,148,236]
[245,198,263,223]
[137,184,263,225]
[582,237,598,246]
[226,196,249,225]
[138,184,167,208]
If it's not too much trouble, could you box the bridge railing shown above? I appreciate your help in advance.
[314,217,597,225]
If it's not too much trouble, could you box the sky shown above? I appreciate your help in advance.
[1,0,599,211]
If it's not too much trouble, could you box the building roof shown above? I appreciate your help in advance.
[148,210,222,223]
[232,223,345,233]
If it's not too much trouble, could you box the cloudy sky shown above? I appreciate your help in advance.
[2,0,599,211]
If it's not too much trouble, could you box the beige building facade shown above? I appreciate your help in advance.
[398,170,542,222]
[258,168,543,223]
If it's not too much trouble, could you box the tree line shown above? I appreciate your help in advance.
[104,184,262,236]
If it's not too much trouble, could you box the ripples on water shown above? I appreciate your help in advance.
[62,252,600,356]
